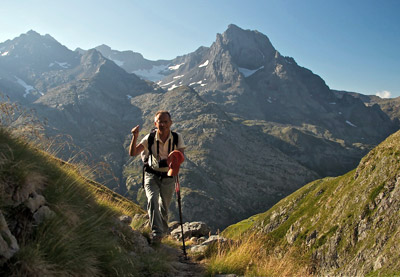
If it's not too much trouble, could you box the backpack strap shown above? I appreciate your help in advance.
[171,131,179,150]
[142,130,156,188]
[147,130,157,162]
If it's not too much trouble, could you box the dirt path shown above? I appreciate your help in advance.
[158,244,206,277]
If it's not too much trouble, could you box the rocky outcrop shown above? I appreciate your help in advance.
[0,212,19,266]
[0,173,55,265]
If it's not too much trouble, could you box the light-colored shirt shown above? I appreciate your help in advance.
[140,131,185,171]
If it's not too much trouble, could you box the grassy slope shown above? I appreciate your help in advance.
[0,128,176,276]
[208,130,400,276]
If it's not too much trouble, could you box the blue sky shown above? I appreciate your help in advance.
[1,0,399,98]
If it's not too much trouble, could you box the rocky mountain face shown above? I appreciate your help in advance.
[0,30,81,104]
[0,31,160,190]
[103,25,398,177]
[0,27,398,231]
[223,129,400,276]
[154,24,398,177]
[82,44,172,82]
[334,90,400,126]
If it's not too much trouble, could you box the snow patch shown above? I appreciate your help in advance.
[168,84,179,91]
[1,51,9,56]
[132,64,169,82]
[15,76,38,98]
[198,60,209,68]
[189,80,203,86]
[238,66,264,77]
[346,120,357,127]
[160,80,175,87]
[168,63,184,70]
[49,61,71,69]
[173,75,185,79]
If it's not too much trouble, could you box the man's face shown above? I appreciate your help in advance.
[155,113,172,133]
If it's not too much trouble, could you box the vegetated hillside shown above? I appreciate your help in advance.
[0,128,181,276]
[214,129,400,276]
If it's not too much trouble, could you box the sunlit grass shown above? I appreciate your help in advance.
[206,233,311,276]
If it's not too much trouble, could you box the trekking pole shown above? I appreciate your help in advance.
[175,175,187,260]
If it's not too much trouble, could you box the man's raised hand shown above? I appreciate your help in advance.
[131,125,140,137]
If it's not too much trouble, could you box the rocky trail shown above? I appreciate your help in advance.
[156,244,205,277]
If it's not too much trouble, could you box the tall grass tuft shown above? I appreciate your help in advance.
[206,232,311,276]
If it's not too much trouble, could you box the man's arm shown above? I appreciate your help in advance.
[129,125,144,156]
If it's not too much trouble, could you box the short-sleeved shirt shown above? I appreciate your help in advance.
[140,131,186,172]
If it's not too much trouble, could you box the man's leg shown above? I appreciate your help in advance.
[144,172,163,239]
[159,177,175,235]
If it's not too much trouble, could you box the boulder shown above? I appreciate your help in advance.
[33,206,55,224]
[24,192,46,213]
[119,215,132,225]
[171,221,210,240]
[0,211,19,266]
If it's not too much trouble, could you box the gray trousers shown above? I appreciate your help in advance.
[144,172,175,237]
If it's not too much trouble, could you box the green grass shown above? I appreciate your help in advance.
[0,128,175,276]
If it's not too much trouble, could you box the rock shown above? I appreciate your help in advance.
[374,255,386,270]
[197,236,207,244]
[168,221,180,231]
[190,237,198,243]
[129,229,154,254]
[132,213,149,229]
[24,192,46,213]
[189,244,208,254]
[171,221,210,240]
[33,206,55,224]
[0,211,19,266]
[202,235,229,245]
[286,223,300,245]
[119,215,132,225]
[306,230,317,247]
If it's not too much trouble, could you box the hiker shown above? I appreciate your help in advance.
[129,110,186,244]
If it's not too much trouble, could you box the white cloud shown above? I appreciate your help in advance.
[376,90,392,98]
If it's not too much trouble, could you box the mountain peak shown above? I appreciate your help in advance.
[226,23,242,32]
[95,44,112,52]
[216,24,276,69]
[26,29,41,36]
